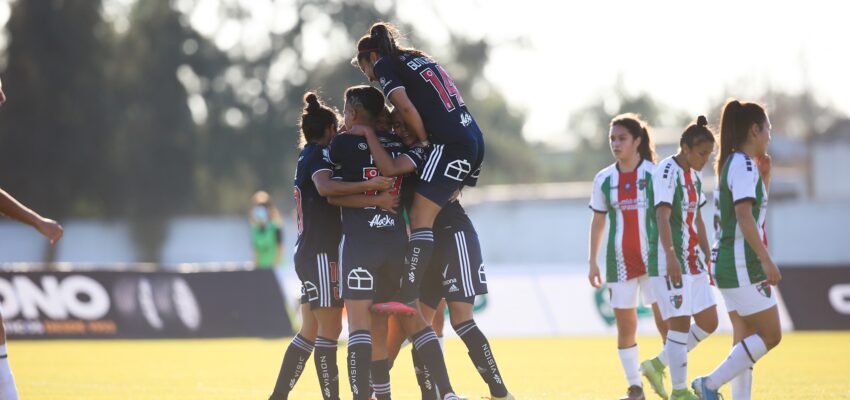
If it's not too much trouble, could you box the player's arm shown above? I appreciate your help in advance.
[312,170,392,197]
[734,201,780,284]
[696,207,711,264]
[388,89,429,144]
[327,190,398,212]
[0,188,63,244]
[587,211,606,288]
[348,125,417,177]
[656,204,683,284]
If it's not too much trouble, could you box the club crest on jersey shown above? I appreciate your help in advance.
[347,268,373,291]
[757,281,772,298]
[639,179,648,190]
[444,159,472,181]
[670,294,683,309]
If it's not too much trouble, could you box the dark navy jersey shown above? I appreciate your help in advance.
[434,200,476,234]
[293,142,341,261]
[374,53,478,145]
[326,131,426,238]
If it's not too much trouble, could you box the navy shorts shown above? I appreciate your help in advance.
[418,132,481,206]
[420,229,488,309]
[294,251,343,309]
[338,234,407,302]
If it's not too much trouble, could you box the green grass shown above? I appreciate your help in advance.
[10,332,850,399]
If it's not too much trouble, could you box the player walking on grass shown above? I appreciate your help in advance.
[269,92,394,400]
[640,116,719,400]
[587,114,667,400]
[692,100,781,400]
[0,75,64,400]
[353,23,485,314]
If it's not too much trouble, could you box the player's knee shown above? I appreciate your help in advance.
[697,313,719,334]
[763,330,782,350]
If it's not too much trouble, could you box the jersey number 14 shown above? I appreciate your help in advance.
[420,65,465,112]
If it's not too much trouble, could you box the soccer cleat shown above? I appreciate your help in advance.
[691,377,722,400]
[442,394,460,400]
[619,385,646,400]
[670,388,699,400]
[640,358,669,399]
[370,301,417,316]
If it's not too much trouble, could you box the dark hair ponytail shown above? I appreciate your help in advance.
[299,92,339,146]
[611,113,657,163]
[353,22,428,66]
[680,115,716,149]
[344,85,385,121]
[716,99,767,174]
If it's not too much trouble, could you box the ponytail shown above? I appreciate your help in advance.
[716,99,766,174]
[611,113,657,163]
[299,91,339,147]
[353,22,429,67]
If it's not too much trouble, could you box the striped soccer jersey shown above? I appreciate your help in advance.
[712,152,769,288]
[651,156,708,277]
[590,159,658,283]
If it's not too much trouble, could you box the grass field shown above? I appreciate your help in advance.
[10,332,850,399]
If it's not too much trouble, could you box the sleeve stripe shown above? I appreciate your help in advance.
[386,86,405,98]
[733,197,756,205]
[401,153,418,171]
[589,205,607,214]
[311,169,332,180]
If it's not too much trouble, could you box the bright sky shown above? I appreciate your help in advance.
[2,0,849,148]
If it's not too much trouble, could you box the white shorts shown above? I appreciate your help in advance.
[608,275,655,309]
[719,281,777,317]
[650,274,717,320]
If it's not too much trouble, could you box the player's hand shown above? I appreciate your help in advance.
[588,262,602,288]
[763,257,782,286]
[374,190,399,213]
[37,218,63,245]
[667,253,683,287]
[756,154,772,179]
[365,176,394,191]
[348,124,374,137]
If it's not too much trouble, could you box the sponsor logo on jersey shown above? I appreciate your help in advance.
[368,214,396,229]
[442,264,450,279]
[304,281,319,302]
[347,268,373,291]
[670,294,683,309]
[449,284,460,293]
[444,159,472,181]
[460,112,473,127]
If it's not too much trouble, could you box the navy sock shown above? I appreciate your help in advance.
[314,336,340,400]
[411,327,454,396]
[270,334,314,400]
[371,358,391,399]
[400,228,434,301]
[412,347,438,399]
[455,320,508,397]
[347,330,372,400]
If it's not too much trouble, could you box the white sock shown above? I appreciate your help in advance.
[438,335,444,351]
[618,345,642,387]
[707,335,767,390]
[730,367,753,400]
[0,344,19,400]
[665,330,689,390]
[657,323,711,367]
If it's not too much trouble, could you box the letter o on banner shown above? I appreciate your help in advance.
[60,275,110,320]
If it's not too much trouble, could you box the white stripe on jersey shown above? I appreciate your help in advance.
[338,235,346,298]
[422,145,444,182]
[455,232,473,297]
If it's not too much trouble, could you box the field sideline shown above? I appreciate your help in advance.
[10,332,850,399]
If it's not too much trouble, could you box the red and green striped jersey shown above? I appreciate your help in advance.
[712,152,768,288]
[651,156,707,277]
[590,160,658,283]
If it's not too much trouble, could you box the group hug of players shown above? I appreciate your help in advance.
[268,23,512,400]
[269,22,782,400]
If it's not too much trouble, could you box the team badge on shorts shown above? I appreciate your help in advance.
[756,281,772,298]
[670,294,683,309]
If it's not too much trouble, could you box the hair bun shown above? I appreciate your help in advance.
[304,92,320,112]
[697,115,708,127]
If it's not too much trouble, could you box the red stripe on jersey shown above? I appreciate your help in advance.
[684,172,701,274]
[618,170,647,279]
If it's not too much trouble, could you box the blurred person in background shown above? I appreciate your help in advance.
[250,190,284,269]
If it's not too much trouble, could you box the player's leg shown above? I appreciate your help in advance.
[370,314,392,400]
[449,301,511,399]
[611,278,645,400]
[346,299,374,400]
[432,300,447,349]
[693,283,780,399]
[270,303,317,400]
[398,311,458,399]
[0,315,20,400]
[314,307,343,400]
[728,312,756,400]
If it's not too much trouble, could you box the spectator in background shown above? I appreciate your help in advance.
[250,190,283,269]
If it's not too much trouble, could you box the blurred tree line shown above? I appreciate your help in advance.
[0,0,535,258]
